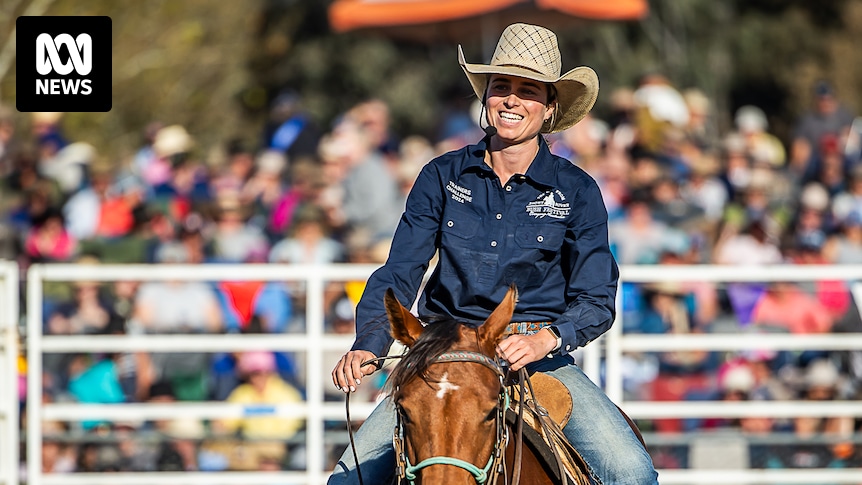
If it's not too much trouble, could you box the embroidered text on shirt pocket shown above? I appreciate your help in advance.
[514,223,566,250]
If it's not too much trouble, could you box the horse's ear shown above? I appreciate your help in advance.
[479,284,517,353]
[384,288,423,347]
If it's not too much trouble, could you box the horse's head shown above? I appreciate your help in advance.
[385,286,517,484]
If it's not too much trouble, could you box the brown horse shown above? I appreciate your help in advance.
[384,286,588,485]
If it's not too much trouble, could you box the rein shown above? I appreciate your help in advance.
[346,356,403,485]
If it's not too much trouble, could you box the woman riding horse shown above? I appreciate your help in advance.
[330,23,658,484]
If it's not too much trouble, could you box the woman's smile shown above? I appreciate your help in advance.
[486,74,553,143]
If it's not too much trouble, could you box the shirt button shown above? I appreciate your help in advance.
[565,345,572,351]
[447,220,454,227]
[505,185,512,192]
[496,213,502,220]
[490,241,497,247]
[537,235,544,242]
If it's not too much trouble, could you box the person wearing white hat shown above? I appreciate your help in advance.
[329,23,657,484]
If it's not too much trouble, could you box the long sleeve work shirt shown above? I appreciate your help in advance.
[352,136,619,358]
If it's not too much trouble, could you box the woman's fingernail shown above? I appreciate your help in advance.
[350,386,356,392]
[355,379,361,385]
[335,385,342,391]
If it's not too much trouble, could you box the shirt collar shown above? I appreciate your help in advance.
[462,136,493,174]
[462,136,557,189]
[523,136,556,189]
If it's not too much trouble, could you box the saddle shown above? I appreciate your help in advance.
[506,372,590,485]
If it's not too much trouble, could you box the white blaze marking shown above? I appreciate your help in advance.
[436,372,460,399]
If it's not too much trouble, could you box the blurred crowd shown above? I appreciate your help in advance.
[2,74,862,473]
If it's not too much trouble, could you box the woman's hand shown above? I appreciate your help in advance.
[331,350,378,393]
[496,328,558,371]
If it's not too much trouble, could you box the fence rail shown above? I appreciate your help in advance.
[0,261,18,485]
[14,262,862,484]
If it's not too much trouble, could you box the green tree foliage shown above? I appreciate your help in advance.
[1,0,860,160]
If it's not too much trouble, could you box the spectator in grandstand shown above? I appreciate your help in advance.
[269,203,345,265]
[733,105,786,168]
[176,212,212,264]
[648,174,707,229]
[130,121,164,187]
[131,242,222,400]
[788,229,854,326]
[241,149,287,228]
[788,183,834,243]
[319,118,402,241]
[811,134,848,197]
[210,194,269,263]
[132,242,222,333]
[66,352,126,430]
[24,207,76,263]
[639,282,716,376]
[679,150,728,225]
[830,165,862,224]
[1,146,63,241]
[548,113,606,169]
[211,245,301,399]
[344,98,400,162]
[609,191,680,265]
[750,281,833,334]
[47,280,118,336]
[217,254,293,333]
[681,88,717,151]
[394,135,436,202]
[824,210,862,264]
[0,104,17,175]
[209,138,255,201]
[143,381,205,471]
[263,90,322,160]
[268,156,328,237]
[789,80,856,183]
[211,351,304,470]
[786,359,858,469]
[96,170,146,240]
[41,438,76,473]
[62,157,116,241]
[631,71,690,156]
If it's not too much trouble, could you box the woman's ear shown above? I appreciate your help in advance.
[544,101,555,122]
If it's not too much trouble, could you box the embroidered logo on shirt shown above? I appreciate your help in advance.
[526,190,570,219]
[446,181,473,203]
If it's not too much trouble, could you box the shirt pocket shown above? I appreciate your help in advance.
[514,223,566,252]
[440,207,480,240]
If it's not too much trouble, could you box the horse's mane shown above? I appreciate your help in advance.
[388,318,468,402]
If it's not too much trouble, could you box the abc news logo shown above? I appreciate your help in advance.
[36,33,94,95]
[17,16,111,112]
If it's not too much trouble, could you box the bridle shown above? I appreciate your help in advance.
[392,351,510,485]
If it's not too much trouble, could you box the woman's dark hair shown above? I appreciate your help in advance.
[546,84,558,104]
[29,206,64,227]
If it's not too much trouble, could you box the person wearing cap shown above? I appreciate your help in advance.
[329,23,657,484]
[789,80,856,180]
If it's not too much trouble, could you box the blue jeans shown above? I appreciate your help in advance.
[328,355,658,484]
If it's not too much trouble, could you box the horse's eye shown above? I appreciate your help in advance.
[484,408,497,422]
[400,410,412,425]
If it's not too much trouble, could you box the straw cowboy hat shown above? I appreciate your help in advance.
[458,23,599,134]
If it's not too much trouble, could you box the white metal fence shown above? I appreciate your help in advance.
[15,263,862,484]
[0,261,18,485]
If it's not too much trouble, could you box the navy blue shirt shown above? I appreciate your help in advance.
[352,136,619,358]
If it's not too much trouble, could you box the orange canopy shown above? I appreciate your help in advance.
[329,0,648,33]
